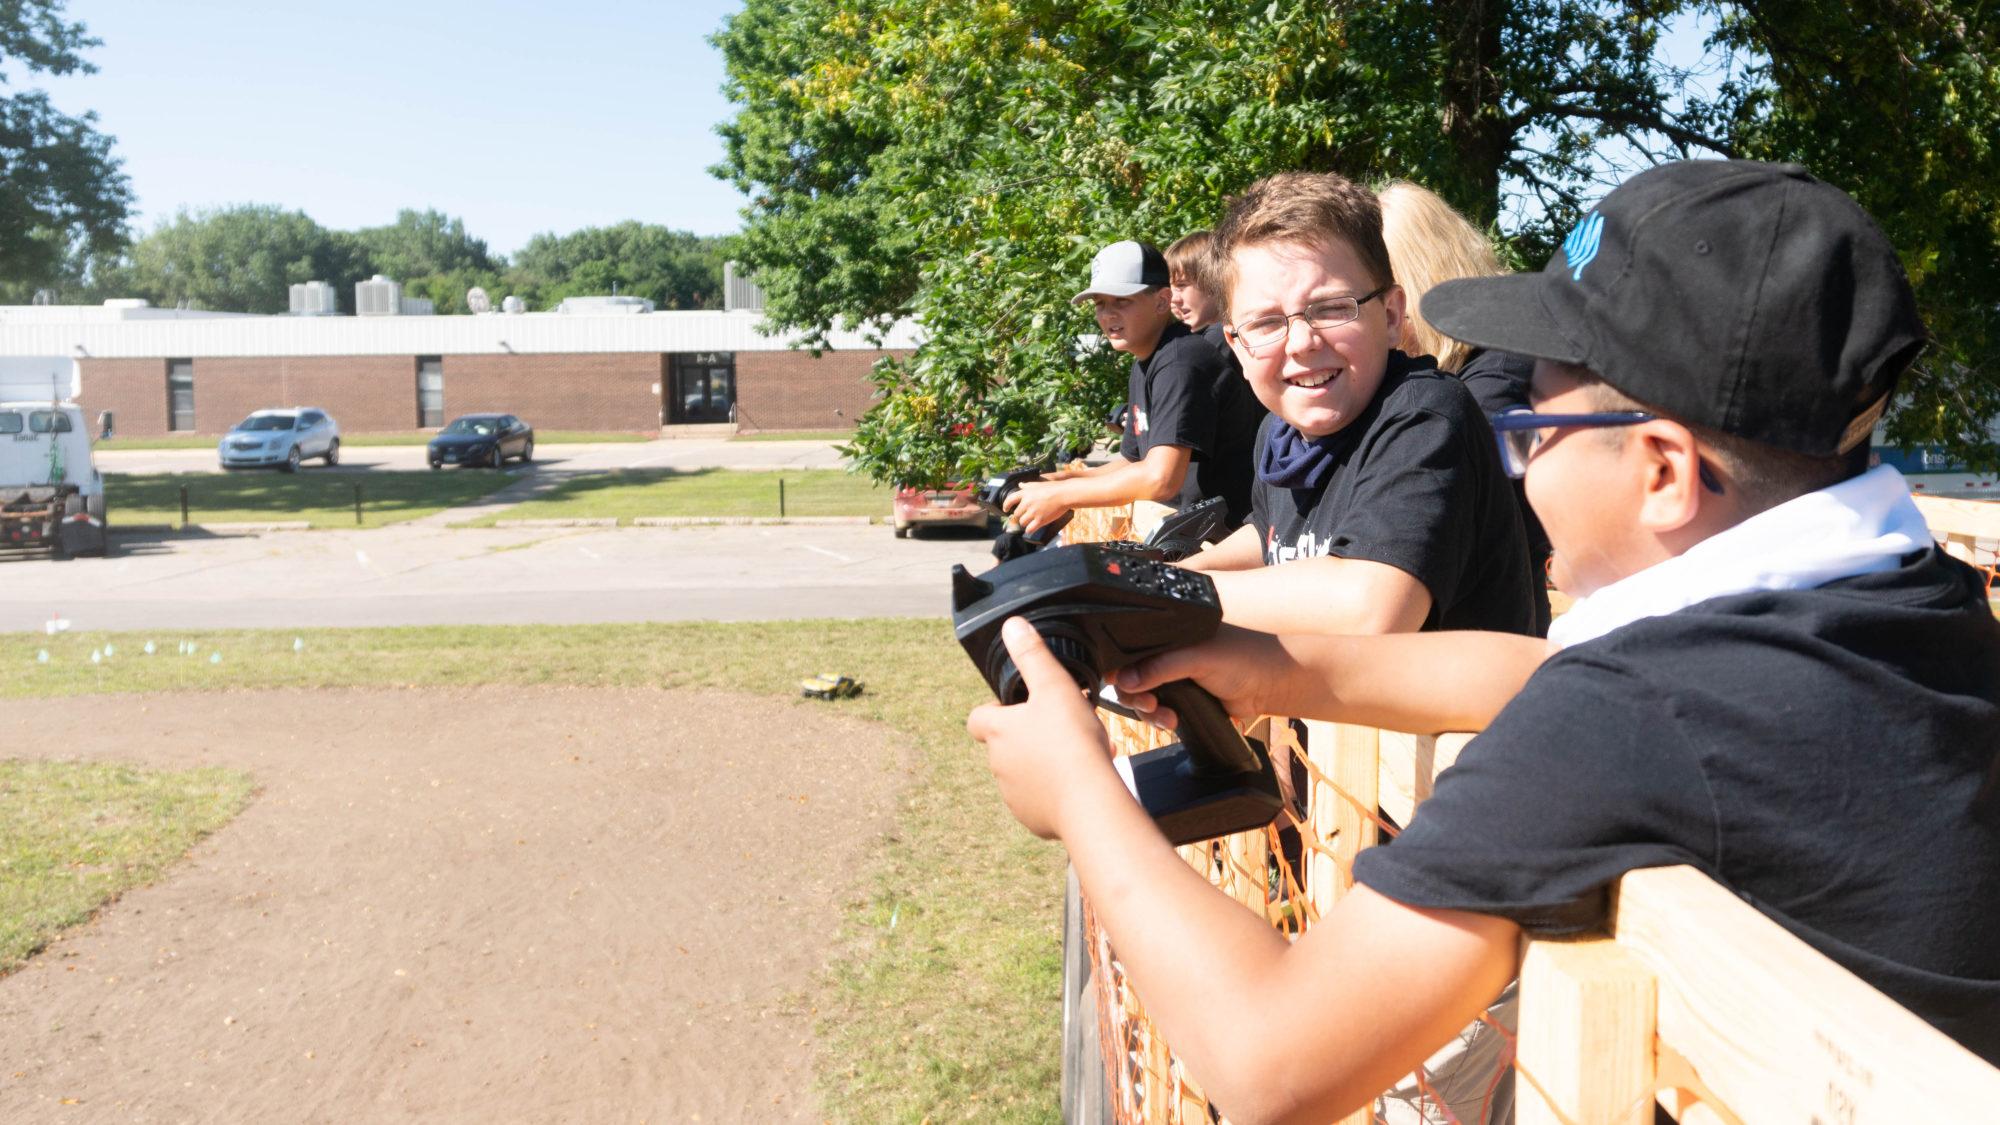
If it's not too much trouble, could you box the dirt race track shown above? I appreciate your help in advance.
[0,686,912,1123]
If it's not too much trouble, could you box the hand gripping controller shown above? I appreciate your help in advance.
[979,462,1232,565]
[978,466,1071,562]
[951,544,1282,845]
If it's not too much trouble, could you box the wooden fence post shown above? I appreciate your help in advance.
[1517,936,1657,1125]
[1300,719,1379,1125]
[1303,720,1379,910]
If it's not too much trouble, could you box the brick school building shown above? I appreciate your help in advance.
[0,301,916,437]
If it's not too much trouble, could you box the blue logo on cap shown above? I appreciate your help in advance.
[1562,212,1604,282]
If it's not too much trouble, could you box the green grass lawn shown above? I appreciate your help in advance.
[98,431,653,451]
[112,471,518,528]
[0,621,1063,1122]
[458,468,890,526]
[0,760,254,974]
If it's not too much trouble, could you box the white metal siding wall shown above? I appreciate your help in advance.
[0,310,921,359]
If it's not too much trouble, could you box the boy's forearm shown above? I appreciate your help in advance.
[1119,625,1549,735]
[1048,456,1130,481]
[1208,557,1430,635]
[1055,765,1298,1092]
[1180,523,1262,572]
[1044,455,1185,508]
[1268,631,1551,733]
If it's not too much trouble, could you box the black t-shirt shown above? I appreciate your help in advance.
[1123,322,1266,528]
[1356,549,2000,1064]
[1247,351,1537,635]
[1452,347,1552,634]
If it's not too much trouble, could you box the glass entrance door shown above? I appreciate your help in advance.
[669,353,736,424]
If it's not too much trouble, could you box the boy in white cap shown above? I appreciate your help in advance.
[1006,239,1266,532]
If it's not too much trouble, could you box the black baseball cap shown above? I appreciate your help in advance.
[1423,160,1926,456]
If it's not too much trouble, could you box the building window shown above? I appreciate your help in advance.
[669,352,735,424]
[416,356,444,428]
[167,359,195,432]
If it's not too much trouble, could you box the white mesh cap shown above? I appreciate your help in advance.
[1073,240,1170,302]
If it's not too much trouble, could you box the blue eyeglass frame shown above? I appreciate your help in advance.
[1489,408,1724,494]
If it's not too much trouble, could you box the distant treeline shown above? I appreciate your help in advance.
[13,206,732,315]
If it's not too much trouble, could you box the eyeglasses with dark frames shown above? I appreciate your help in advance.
[1225,284,1391,353]
[1489,408,1724,494]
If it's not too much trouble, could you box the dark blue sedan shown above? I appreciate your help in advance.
[428,413,534,469]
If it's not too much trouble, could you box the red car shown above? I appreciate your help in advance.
[892,484,990,538]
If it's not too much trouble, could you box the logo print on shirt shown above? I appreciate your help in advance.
[1133,406,1149,436]
[1265,529,1333,566]
[1563,212,1604,282]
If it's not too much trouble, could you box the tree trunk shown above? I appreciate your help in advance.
[1434,0,1511,226]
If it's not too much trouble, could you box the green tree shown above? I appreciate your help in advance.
[352,208,497,280]
[110,204,360,314]
[713,1,2000,486]
[0,0,133,292]
[509,221,728,310]
[709,0,924,345]
[399,267,509,316]
[1713,0,2000,464]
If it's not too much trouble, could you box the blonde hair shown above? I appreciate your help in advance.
[1377,180,1504,372]
[1213,172,1393,320]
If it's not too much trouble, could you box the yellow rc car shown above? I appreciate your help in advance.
[799,672,865,700]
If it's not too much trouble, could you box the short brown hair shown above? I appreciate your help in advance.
[1562,364,1860,514]
[1165,230,1215,281]
[1212,172,1395,319]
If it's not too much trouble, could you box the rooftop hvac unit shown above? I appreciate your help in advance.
[400,296,435,316]
[355,274,403,317]
[501,295,526,314]
[723,261,766,313]
[289,280,339,316]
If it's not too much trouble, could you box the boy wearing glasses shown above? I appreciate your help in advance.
[968,161,2000,1122]
[1181,172,1537,639]
[1006,239,1266,532]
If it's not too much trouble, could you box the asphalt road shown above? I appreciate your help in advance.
[0,522,995,633]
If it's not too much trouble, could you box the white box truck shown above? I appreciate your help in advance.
[0,356,111,557]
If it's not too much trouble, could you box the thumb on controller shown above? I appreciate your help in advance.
[1000,617,1074,699]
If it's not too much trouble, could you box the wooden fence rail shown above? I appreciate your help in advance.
[1913,493,2000,590]
[1065,497,2000,1124]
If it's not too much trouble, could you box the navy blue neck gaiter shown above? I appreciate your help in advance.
[1257,423,1347,490]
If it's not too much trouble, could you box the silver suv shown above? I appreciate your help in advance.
[218,408,341,472]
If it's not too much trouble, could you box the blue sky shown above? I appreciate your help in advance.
[33,2,1730,258]
[36,0,749,258]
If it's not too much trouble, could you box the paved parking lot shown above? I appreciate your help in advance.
[8,438,1004,633]
[94,438,845,476]
[0,521,994,633]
